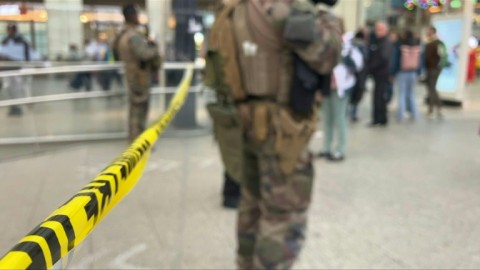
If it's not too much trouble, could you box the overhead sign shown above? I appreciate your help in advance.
[0,5,20,16]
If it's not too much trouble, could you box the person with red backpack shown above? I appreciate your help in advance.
[392,30,421,122]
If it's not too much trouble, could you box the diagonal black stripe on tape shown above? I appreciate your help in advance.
[122,153,137,172]
[124,151,137,166]
[120,164,127,181]
[116,158,132,177]
[91,180,113,212]
[144,140,151,150]
[133,148,143,160]
[74,192,99,224]
[125,148,141,163]
[99,173,119,194]
[11,241,46,270]
[127,146,142,156]
[126,153,139,167]
[141,140,150,152]
[47,215,76,252]
[31,227,61,265]
[111,162,129,181]
[139,140,150,149]
[136,147,145,157]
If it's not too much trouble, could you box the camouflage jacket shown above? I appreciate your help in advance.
[210,0,341,104]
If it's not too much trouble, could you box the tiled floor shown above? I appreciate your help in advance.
[0,79,479,269]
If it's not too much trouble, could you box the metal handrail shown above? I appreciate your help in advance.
[0,61,52,68]
[0,86,202,108]
[0,61,126,69]
[0,133,128,145]
[0,61,126,68]
[0,61,205,78]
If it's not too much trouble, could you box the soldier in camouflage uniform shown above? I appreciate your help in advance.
[116,4,160,142]
[233,1,316,266]
[209,0,341,268]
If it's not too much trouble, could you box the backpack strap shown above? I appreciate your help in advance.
[437,40,449,68]
[342,47,355,73]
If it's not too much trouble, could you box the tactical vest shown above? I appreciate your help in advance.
[232,0,292,104]
[204,0,245,103]
[117,25,152,103]
[118,26,140,71]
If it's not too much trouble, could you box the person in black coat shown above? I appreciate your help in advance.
[368,21,392,126]
[1,23,30,116]
[349,29,369,122]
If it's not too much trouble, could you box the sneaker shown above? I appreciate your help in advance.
[327,152,345,162]
[427,112,435,120]
[317,152,332,159]
[437,112,444,120]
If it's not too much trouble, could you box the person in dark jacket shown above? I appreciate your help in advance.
[1,23,30,116]
[349,29,369,122]
[391,30,421,122]
[424,26,446,119]
[368,21,392,126]
[386,30,400,105]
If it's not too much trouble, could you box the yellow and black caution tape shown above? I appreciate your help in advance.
[0,66,194,270]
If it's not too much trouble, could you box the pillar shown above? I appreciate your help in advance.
[457,0,475,102]
[146,0,172,54]
[332,0,364,33]
[45,0,84,59]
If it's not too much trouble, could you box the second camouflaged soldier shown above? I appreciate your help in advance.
[115,4,161,142]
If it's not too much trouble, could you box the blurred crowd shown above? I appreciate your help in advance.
[318,21,458,162]
[65,37,123,92]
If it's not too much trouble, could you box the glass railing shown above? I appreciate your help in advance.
[0,62,210,160]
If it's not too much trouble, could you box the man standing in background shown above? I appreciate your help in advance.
[424,26,446,119]
[115,4,161,142]
[1,23,30,117]
[368,21,392,127]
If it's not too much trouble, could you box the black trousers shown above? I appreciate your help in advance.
[372,76,389,124]
[222,172,240,200]
[426,68,442,114]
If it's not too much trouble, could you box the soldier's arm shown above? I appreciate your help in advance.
[129,34,159,61]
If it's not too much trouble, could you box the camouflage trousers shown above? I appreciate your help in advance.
[128,99,150,143]
[237,131,314,270]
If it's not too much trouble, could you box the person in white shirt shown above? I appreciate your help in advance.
[0,23,30,116]
[318,32,365,161]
